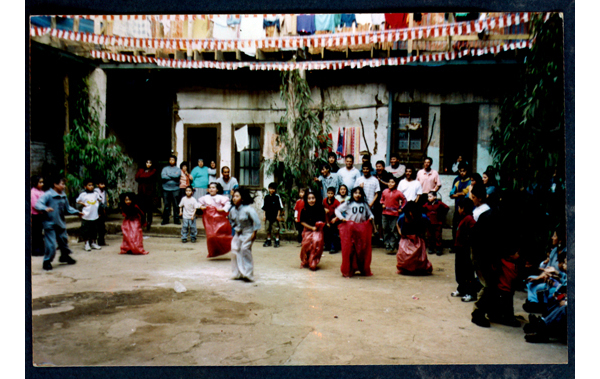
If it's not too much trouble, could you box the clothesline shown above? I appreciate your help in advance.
[89,40,533,70]
[30,12,538,52]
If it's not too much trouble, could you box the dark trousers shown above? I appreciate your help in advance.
[97,205,107,244]
[471,263,498,319]
[324,223,340,251]
[80,219,98,242]
[162,189,180,223]
[452,210,461,244]
[43,227,73,263]
[295,222,304,243]
[139,195,154,228]
[31,214,45,256]
[454,245,478,296]
[493,289,515,321]
[427,224,443,251]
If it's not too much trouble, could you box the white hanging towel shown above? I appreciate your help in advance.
[235,125,250,152]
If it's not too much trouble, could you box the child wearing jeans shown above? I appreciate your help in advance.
[34,176,82,270]
[380,177,406,254]
[262,182,283,248]
[76,178,102,251]
[179,186,199,243]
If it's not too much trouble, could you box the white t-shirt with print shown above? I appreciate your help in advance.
[76,191,100,221]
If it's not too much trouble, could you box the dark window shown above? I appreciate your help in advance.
[233,125,263,188]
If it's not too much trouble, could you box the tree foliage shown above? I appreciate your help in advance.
[263,70,334,228]
[62,77,133,207]
[490,13,565,192]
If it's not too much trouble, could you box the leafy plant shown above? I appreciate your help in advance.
[62,77,133,208]
[263,70,334,229]
[489,13,565,262]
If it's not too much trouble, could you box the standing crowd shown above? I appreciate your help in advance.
[30,151,566,343]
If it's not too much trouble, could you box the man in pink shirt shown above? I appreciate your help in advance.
[416,157,441,206]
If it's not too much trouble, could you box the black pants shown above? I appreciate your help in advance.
[454,245,478,296]
[31,213,45,256]
[162,190,180,223]
[324,223,340,251]
[97,205,107,244]
[139,195,154,228]
[471,262,498,319]
[452,210,461,244]
[295,222,304,243]
[80,219,98,242]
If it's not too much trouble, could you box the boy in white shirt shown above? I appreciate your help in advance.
[76,178,102,251]
[398,165,423,203]
[179,186,200,243]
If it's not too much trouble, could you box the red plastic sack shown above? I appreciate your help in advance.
[300,222,325,271]
[120,217,149,255]
[203,207,233,258]
[396,235,432,275]
[338,220,373,277]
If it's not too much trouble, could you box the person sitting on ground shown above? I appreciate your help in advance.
[524,250,567,314]
[423,191,449,256]
[395,201,433,276]
[262,182,283,248]
[35,176,83,270]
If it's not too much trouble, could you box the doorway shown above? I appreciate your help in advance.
[185,124,220,172]
[440,105,479,174]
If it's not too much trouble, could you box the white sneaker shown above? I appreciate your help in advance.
[450,291,463,297]
[461,294,475,302]
[84,242,92,251]
[90,242,102,250]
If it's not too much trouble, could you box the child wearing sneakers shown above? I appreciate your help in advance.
[179,186,199,243]
[262,182,283,248]
[76,178,102,251]
[450,198,478,302]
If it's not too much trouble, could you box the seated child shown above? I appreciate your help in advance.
[119,193,148,255]
[422,191,449,256]
[76,178,102,251]
[323,187,341,254]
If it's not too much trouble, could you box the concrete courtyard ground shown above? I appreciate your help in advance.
[30,233,568,366]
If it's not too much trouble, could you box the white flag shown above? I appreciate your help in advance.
[235,125,250,152]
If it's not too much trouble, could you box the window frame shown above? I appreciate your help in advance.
[231,123,264,190]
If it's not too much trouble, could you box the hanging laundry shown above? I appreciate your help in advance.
[281,14,297,36]
[213,15,238,40]
[340,14,357,28]
[371,14,386,26]
[227,16,241,26]
[343,127,361,159]
[297,14,316,35]
[263,16,280,31]
[385,13,409,29]
[239,15,265,56]
[336,127,345,158]
[355,13,373,26]
[315,14,337,32]
[192,17,210,39]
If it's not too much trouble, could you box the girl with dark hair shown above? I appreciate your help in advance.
[395,201,433,275]
[335,184,350,204]
[229,188,261,281]
[451,197,479,302]
[179,161,194,200]
[299,188,326,271]
[30,175,46,256]
[198,182,233,258]
[335,187,375,277]
[135,159,158,231]
[118,193,148,255]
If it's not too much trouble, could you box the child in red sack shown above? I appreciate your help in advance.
[335,187,375,277]
[119,193,148,255]
[423,191,449,256]
[294,188,307,245]
[299,189,326,271]
[395,201,432,275]
[323,187,341,254]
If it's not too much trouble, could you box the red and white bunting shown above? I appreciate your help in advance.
[31,12,540,53]
[88,40,533,70]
